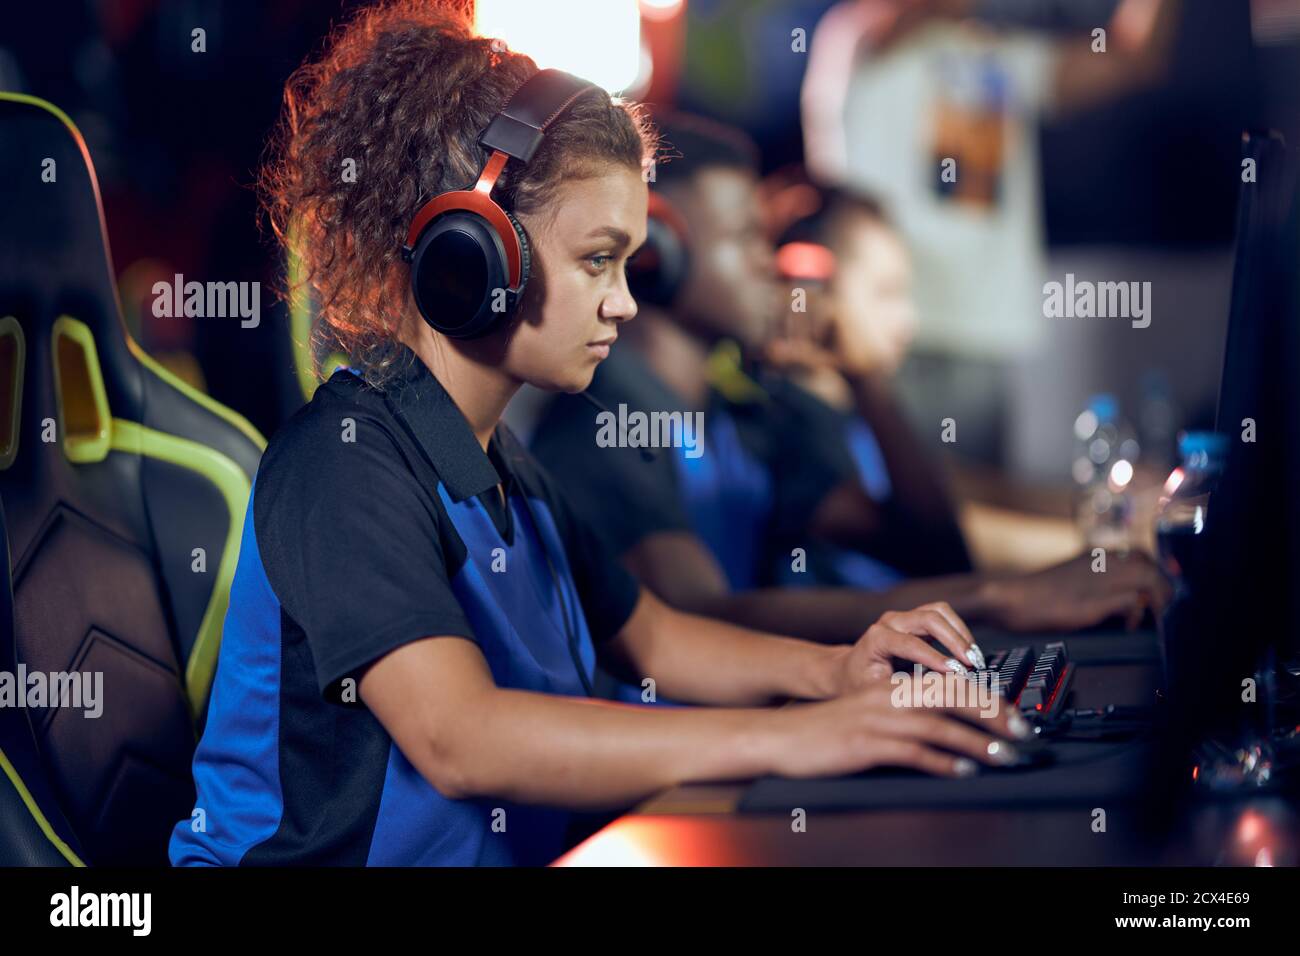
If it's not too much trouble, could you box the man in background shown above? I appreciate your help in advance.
[530,113,1169,648]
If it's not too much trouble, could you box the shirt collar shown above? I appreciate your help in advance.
[383,346,504,503]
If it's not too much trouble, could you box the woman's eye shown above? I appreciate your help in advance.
[587,254,613,270]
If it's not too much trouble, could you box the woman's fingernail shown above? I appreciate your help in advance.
[1008,711,1034,739]
[987,740,1019,765]
[945,658,968,676]
[965,647,984,670]
[953,758,978,778]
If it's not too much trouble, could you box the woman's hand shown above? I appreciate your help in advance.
[833,601,986,694]
[983,551,1172,633]
[769,676,1033,779]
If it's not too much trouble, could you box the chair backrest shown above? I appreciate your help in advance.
[0,496,85,866]
[0,92,265,865]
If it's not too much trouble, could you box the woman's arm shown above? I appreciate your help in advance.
[834,371,971,573]
[622,528,1168,641]
[360,633,1028,811]
[600,589,980,707]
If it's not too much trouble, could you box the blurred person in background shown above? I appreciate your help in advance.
[766,179,968,587]
[531,112,1171,648]
[801,0,1184,481]
[764,174,1088,573]
[803,0,1181,355]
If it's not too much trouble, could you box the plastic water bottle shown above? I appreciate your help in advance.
[1138,370,1179,479]
[1072,394,1140,553]
[1156,432,1226,582]
[1154,431,1228,704]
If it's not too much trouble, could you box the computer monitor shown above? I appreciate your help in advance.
[1173,128,1300,754]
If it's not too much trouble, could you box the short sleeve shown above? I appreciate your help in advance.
[253,407,476,698]
[530,392,692,556]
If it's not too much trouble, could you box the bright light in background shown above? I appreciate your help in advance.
[475,0,642,93]
[640,0,685,23]
[1107,458,1134,491]
[1073,409,1098,441]
[1071,457,1095,485]
[551,817,748,866]
[628,37,654,99]
[1238,810,1262,843]
[553,820,664,867]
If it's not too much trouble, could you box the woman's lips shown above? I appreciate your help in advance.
[587,338,616,359]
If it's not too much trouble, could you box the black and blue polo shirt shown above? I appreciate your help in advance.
[169,347,641,867]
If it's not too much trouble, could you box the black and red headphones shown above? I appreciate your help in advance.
[626,189,691,309]
[403,68,696,335]
[402,68,602,339]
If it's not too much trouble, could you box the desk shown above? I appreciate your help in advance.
[553,795,1300,865]
[554,631,1300,866]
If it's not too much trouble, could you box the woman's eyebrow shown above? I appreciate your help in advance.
[583,226,632,247]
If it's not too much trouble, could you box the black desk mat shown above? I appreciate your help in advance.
[740,631,1161,813]
[738,734,1156,812]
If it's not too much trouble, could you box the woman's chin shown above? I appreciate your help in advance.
[565,368,598,393]
[529,366,596,395]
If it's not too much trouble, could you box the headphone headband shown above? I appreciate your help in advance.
[403,69,600,255]
[480,69,600,163]
[402,68,605,340]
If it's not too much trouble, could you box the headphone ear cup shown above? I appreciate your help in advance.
[409,210,514,338]
[505,209,532,295]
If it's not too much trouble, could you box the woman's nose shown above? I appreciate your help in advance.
[602,287,638,323]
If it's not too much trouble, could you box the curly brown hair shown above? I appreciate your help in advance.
[259,0,657,387]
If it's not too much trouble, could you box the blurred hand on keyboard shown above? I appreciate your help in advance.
[981,551,1172,632]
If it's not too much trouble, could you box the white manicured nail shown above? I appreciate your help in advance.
[987,740,1018,765]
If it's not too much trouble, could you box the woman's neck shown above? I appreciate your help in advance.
[401,325,519,450]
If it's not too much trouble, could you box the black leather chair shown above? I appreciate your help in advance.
[0,92,265,865]
[0,496,85,865]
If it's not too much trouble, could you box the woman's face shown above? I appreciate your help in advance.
[830,217,917,376]
[506,164,647,392]
[673,166,779,351]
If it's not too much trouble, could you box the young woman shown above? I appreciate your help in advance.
[169,1,1026,867]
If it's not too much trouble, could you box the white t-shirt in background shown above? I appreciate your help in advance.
[804,15,1058,359]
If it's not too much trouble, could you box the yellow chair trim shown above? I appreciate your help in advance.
[0,747,85,866]
[318,351,349,382]
[0,316,24,470]
[0,91,80,138]
[51,316,112,464]
[125,337,266,452]
[0,91,266,452]
[110,418,249,713]
[286,228,318,401]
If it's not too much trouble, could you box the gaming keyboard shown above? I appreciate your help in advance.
[975,641,1075,721]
